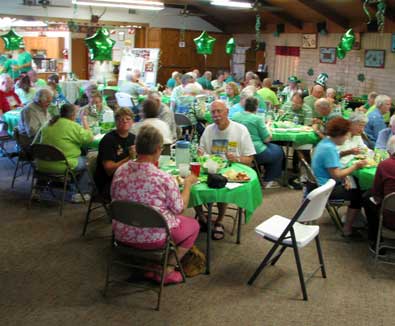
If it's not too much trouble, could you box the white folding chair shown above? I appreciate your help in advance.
[115,92,136,108]
[247,179,336,300]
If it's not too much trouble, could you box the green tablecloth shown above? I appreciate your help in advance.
[97,85,119,92]
[162,162,262,222]
[3,108,22,136]
[352,166,376,190]
[271,129,320,146]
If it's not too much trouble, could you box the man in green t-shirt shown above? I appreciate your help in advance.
[257,78,280,109]
[281,93,313,125]
[0,53,20,79]
[16,43,32,75]
[304,84,324,117]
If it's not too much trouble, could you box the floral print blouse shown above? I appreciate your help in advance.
[111,161,183,244]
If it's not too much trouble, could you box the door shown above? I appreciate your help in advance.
[71,38,88,80]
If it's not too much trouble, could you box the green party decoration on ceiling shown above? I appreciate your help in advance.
[225,37,236,55]
[193,31,216,55]
[358,73,366,82]
[1,29,23,51]
[85,27,116,61]
[307,68,314,76]
[336,29,355,60]
[363,0,386,32]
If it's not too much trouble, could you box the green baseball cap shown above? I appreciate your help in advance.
[288,76,300,83]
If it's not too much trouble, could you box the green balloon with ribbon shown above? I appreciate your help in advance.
[85,27,116,61]
[225,37,235,55]
[336,28,355,60]
[1,29,23,51]
[193,31,216,55]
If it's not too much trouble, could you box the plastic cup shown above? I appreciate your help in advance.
[179,163,190,177]
[190,162,201,176]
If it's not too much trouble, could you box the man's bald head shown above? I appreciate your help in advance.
[312,85,324,98]
[263,78,272,88]
[314,98,331,116]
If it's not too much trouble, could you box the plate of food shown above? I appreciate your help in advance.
[222,169,251,183]
[198,155,227,173]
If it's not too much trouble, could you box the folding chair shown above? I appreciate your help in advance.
[247,179,336,300]
[174,113,194,140]
[115,92,137,108]
[298,152,344,232]
[103,200,186,311]
[251,157,264,186]
[0,121,17,165]
[11,127,33,188]
[81,152,110,236]
[102,89,117,110]
[30,144,86,216]
[373,192,395,272]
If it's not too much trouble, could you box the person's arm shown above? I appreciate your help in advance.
[340,147,360,157]
[372,163,384,201]
[375,129,389,150]
[256,117,271,144]
[102,157,129,176]
[327,160,367,180]
[180,174,198,210]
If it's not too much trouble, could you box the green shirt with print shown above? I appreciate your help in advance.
[257,87,280,106]
[2,58,20,79]
[281,101,313,125]
[17,51,32,73]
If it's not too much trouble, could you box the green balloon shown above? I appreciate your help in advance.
[225,37,235,55]
[340,28,355,52]
[193,31,216,55]
[85,28,116,61]
[336,46,346,60]
[1,29,23,51]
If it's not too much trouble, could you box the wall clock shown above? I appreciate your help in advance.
[302,33,317,49]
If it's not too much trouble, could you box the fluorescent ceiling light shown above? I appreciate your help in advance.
[12,19,48,27]
[211,1,252,9]
[72,0,164,10]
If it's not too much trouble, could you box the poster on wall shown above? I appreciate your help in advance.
[118,48,160,88]
[319,48,336,64]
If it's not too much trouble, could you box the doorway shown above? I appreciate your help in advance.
[71,38,88,80]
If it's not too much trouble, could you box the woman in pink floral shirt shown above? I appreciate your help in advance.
[111,125,199,284]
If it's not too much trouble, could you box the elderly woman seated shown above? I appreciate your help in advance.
[337,112,369,165]
[0,73,21,116]
[37,103,93,202]
[233,97,284,188]
[363,135,395,251]
[375,115,395,150]
[312,117,367,238]
[111,125,199,284]
[225,82,240,106]
[15,74,36,105]
[80,92,113,130]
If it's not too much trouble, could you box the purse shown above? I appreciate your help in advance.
[207,173,227,188]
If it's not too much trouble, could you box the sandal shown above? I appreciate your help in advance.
[212,222,225,241]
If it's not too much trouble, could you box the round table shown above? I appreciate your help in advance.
[2,108,22,136]
[271,129,320,146]
[352,166,376,190]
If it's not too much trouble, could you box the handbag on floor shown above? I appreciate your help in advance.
[181,245,206,277]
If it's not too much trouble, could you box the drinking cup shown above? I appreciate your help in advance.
[190,162,201,176]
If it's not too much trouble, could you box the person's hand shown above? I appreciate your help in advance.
[225,152,238,162]
[184,173,198,187]
[197,147,204,156]
[350,147,361,155]
[354,159,368,169]
[128,145,136,159]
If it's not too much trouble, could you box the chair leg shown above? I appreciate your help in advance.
[292,243,308,301]
[82,196,94,236]
[61,175,68,216]
[247,242,281,285]
[270,245,287,266]
[236,207,242,244]
[173,246,186,283]
[315,235,327,278]
[26,164,32,181]
[11,157,20,188]
[326,205,343,232]
[157,242,171,311]
[103,249,113,297]
[28,174,36,208]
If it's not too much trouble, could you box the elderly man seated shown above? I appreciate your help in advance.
[119,69,148,102]
[131,99,173,144]
[365,95,392,145]
[37,103,93,203]
[80,92,112,130]
[304,84,325,114]
[196,100,256,240]
[18,87,52,139]
[257,78,280,110]
[281,93,312,125]
[211,70,226,93]
[197,71,213,90]
[170,73,194,112]
[337,112,369,164]
[0,73,21,116]
[376,115,395,150]
[95,108,135,199]
[363,135,395,251]
[166,71,182,91]
[312,98,341,139]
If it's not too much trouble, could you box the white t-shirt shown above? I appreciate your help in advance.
[131,118,173,144]
[199,120,256,158]
[337,135,368,165]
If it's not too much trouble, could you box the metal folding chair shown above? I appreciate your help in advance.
[11,127,33,188]
[0,121,17,165]
[103,200,186,311]
[248,179,336,300]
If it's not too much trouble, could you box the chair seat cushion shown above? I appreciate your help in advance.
[255,215,319,248]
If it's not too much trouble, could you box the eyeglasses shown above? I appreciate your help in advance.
[117,117,133,122]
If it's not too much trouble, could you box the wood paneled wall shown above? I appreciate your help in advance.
[147,28,232,85]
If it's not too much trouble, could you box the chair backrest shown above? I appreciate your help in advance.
[297,179,336,222]
[0,121,9,137]
[381,192,395,216]
[174,113,192,127]
[102,89,116,98]
[14,127,32,149]
[31,143,67,162]
[298,152,318,185]
[115,92,136,108]
[110,200,170,231]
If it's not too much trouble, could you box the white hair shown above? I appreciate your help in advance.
[386,135,395,155]
[171,71,179,78]
[315,98,330,110]
[34,87,53,103]
[183,83,201,95]
[240,86,256,99]
[186,72,197,80]
[326,88,336,96]
[390,114,395,126]
[375,94,391,108]
[349,112,368,124]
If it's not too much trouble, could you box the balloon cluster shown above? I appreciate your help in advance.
[336,29,355,60]
[225,37,235,55]
[85,28,115,61]
[0,29,23,51]
[193,31,216,55]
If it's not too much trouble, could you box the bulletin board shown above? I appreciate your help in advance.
[118,48,160,88]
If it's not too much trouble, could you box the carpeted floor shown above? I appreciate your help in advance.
[1,154,394,326]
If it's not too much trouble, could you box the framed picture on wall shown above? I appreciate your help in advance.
[319,47,336,64]
[364,49,385,68]
[302,34,317,49]
[392,34,395,52]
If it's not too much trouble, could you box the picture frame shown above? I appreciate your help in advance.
[364,49,385,68]
[302,33,317,49]
[392,33,395,53]
[319,47,336,64]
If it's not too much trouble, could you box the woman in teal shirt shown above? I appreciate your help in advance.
[232,97,284,188]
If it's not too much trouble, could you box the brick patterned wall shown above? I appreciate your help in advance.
[235,33,395,98]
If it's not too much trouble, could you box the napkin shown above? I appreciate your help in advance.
[225,183,243,190]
